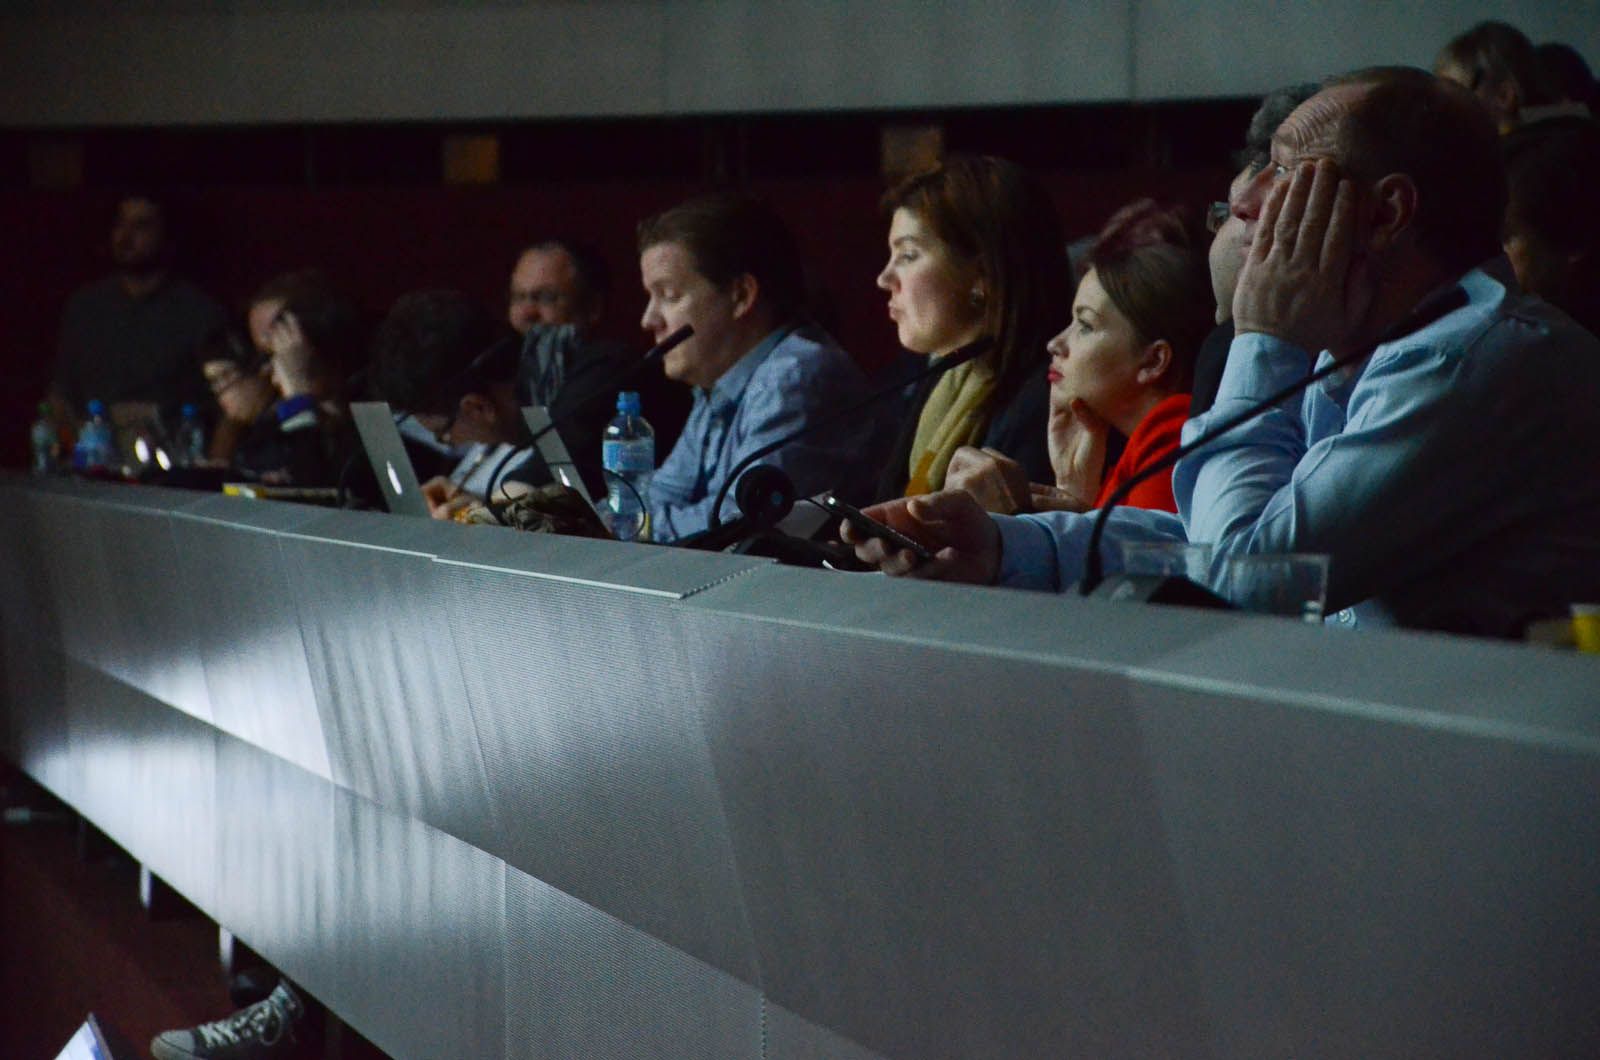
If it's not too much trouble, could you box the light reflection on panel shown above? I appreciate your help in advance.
[441,564,757,984]
[322,785,506,1060]
[504,865,758,1059]
[1132,683,1600,1060]
[277,533,499,853]
[688,610,1212,1059]
[171,518,332,780]
[83,501,214,722]
[61,658,218,908]
[213,733,339,986]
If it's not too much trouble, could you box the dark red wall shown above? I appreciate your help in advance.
[0,166,1227,467]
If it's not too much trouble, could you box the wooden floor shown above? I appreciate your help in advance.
[0,770,391,1059]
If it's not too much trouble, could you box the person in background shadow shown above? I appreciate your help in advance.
[50,193,225,432]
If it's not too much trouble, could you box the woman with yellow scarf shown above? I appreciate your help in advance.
[873,155,1070,500]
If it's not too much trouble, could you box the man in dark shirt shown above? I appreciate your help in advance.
[52,195,225,422]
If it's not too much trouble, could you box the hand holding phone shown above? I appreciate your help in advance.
[820,493,935,563]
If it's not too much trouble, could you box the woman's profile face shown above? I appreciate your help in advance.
[1046,267,1148,422]
[875,208,985,357]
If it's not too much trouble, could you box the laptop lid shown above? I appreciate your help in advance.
[520,405,593,505]
[349,401,430,517]
[55,1014,141,1060]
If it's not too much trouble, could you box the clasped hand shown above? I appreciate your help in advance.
[1232,159,1373,356]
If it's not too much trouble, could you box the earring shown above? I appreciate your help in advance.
[970,287,984,309]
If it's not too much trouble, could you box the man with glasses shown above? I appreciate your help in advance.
[1192,83,1320,415]
[845,68,1600,638]
[370,290,546,520]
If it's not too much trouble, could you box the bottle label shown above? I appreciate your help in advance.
[603,439,655,474]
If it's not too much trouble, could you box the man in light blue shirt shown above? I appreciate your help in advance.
[844,68,1600,637]
[637,192,876,542]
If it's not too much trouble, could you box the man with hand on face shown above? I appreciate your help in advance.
[847,67,1600,637]
[637,192,877,543]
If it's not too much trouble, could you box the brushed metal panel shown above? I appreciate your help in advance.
[169,513,332,780]
[60,658,218,909]
[1134,683,1600,1059]
[319,786,506,1060]
[765,1001,890,1060]
[504,866,759,1059]
[276,529,499,852]
[692,611,1210,1059]
[79,500,213,722]
[444,562,758,984]
[212,733,340,986]
[444,560,755,986]
[2,633,72,800]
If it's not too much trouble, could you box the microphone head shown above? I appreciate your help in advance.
[646,324,694,361]
[734,464,796,528]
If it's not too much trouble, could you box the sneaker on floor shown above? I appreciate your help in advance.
[150,979,307,1060]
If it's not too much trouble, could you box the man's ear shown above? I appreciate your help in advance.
[728,273,761,320]
[1135,339,1174,386]
[1367,173,1419,254]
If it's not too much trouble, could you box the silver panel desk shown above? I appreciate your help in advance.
[2,477,1596,1059]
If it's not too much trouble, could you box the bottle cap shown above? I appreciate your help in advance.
[182,403,197,418]
[87,399,105,415]
[617,391,641,415]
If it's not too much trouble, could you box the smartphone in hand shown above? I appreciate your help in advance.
[819,493,935,563]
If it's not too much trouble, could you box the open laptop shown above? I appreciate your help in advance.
[349,401,431,517]
[521,405,594,506]
[54,1013,141,1060]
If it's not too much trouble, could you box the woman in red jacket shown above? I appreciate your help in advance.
[947,199,1213,515]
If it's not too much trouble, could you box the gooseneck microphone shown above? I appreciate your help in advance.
[1077,283,1470,596]
[524,324,693,447]
[674,336,996,551]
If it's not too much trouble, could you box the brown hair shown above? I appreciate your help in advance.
[636,192,805,319]
[1435,21,1554,106]
[1087,200,1213,393]
[880,155,1069,401]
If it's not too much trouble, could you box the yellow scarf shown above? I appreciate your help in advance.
[905,358,995,495]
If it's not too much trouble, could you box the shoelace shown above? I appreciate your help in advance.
[194,993,292,1049]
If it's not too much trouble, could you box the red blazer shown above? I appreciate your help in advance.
[1093,393,1190,513]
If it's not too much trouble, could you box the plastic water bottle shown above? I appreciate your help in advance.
[175,403,206,467]
[30,402,59,475]
[601,391,655,541]
[73,400,116,472]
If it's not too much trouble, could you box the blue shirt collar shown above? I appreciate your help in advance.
[702,322,801,415]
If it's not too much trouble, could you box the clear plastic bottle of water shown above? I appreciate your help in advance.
[175,403,206,467]
[601,391,655,542]
[30,402,59,475]
[74,399,116,473]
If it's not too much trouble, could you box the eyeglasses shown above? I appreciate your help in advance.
[1205,201,1232,234]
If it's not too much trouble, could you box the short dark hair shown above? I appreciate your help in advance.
[520,238,612,301]
[636,192,805,320]
[1328,66,1508,276]
[1436,21,1556,107]
[369,290,517,415]
[880,154,1070,400]
[1535,42,1597,109]
[1503,119,1600,312]
[1087,200,1214,392]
